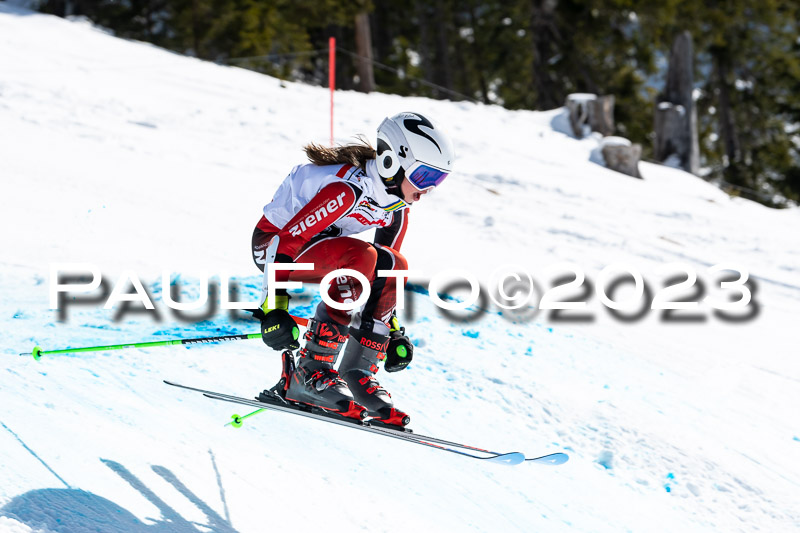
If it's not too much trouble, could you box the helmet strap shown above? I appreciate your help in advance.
[383,167,405,197]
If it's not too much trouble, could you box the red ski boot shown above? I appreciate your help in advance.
[284,319,367,421]
[338,329,411,427]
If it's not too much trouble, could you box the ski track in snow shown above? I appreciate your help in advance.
[2,3,800,532]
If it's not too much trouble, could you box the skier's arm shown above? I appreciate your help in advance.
[374,211,412,370]
[271,181,360,281]
[258,181,359,351]
[374,208,409,251]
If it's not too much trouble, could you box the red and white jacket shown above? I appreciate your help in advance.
[256,159,410,268]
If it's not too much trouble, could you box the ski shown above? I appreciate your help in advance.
[164,380,568,466]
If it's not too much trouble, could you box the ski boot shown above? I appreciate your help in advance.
[338,329,411,427]
[257,348,297,405]
[282,319,367,421]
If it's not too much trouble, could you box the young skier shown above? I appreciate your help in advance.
[251,112,455,426]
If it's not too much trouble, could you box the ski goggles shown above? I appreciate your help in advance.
[405,161,449,191]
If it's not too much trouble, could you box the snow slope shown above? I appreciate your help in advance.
[2,3,800,532]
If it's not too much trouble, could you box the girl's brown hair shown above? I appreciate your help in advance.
[304,135,376,170]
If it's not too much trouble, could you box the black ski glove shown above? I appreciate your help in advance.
[384,321,413,373]
[256,290,300,351]
[261,309,300,351]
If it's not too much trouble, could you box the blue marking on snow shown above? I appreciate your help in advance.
[1,421,71,489]
[403,283,492,316]
[547,327,553,333]
[462,330,480,339]
[664,472,675,492]
[603,384,610,389]
[81,323,111,330]
[293,304,316,317]
[151,329,180,337]
[524,346,533,356]
[406,283,428,295]
[793,436,800,442]
[595,450,613,469]
[194,324,243,336]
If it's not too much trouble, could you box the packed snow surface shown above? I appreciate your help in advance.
[1,3,799,532]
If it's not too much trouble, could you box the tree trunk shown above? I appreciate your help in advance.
[566,93,614,138]
[416,2,433,95]
[566,93,595,138]
[328,25,352,91]
[654,103,687,164]
[468,5,489,103]
[601,138,642,179]
[433,0,453,96]
[190,0,201,58]
[370,4,391,65]
[354,12,375,93]
[589,95,615,136]
[713,47,741,183]
[451,6,470,100]
[529,0,560,109]
[654,31,700,175]
[144,1,152,40]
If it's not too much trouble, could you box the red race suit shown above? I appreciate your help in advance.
[252,159,409,329]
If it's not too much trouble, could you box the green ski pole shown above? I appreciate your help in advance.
[23,315,309,361]
[225,409,265,428]
[23,333,261,361]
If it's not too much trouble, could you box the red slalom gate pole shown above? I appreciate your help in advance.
[329,36,335,146]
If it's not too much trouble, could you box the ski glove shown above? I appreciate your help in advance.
[384,318,413,373]
[259,291,300,351]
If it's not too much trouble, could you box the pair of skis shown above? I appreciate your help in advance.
[23,320,569,466]
[165,380,569,467]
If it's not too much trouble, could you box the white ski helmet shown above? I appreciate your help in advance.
[376,112,455,191]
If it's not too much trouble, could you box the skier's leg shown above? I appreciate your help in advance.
[280,237,380,417]
[339,246,411,426]
[283,316,366,418]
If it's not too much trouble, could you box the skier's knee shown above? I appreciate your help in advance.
[392,251,408,272]
[340,240,378,277]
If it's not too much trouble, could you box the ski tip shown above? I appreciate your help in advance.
[484,452,526,466]
[525,452,569,465]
